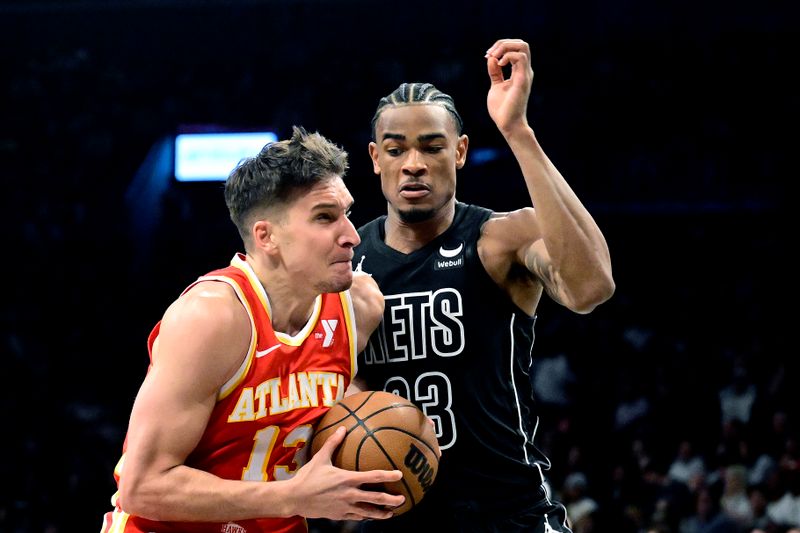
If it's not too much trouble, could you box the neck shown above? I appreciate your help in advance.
[384,200,456,254]
[245,254,317,336]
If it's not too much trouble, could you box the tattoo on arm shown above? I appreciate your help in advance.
[525,251,564,305]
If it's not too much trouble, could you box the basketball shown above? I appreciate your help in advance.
[309,390,440,516]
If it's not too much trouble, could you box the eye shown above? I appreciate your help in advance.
[316,213,334,222]
[425,146,444,153]
[386,147,402,156]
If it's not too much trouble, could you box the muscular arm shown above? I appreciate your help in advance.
[120,281,271,520]
[120,281,402,522]
[349,270,385,354]
[481,39,615,313]
[344,272,384,395]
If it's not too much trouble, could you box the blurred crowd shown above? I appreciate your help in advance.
[530,315,798,533]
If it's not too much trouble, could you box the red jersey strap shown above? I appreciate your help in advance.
[180,253,357,399]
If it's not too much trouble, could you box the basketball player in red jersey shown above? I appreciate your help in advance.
[100,127,405,533]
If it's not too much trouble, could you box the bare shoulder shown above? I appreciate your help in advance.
[349,271,381,298]
[481,207,540,253]
[349,272,384,318]
[155,280,251,388]
[349,272,385,353]
[162,281,247,334]
[478,208,543,315]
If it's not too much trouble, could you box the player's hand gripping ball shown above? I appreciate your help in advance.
[310,390,440,516]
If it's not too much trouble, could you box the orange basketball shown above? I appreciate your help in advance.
[309,390,440,516]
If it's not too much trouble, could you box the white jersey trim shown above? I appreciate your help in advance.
[509,312,531,466]
[194,274,258,400]
[340,289,358,378]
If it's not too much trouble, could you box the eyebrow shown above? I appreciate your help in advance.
[311,200,354,211]
[381,132,447,142]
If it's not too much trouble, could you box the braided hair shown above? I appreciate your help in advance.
[370,82,463,140]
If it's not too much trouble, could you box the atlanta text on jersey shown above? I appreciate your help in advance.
[227,371,346,422]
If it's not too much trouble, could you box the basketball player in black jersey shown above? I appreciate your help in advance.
[349,39,615,532]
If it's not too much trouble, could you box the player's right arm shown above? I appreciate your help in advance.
[120,281,257,520]
[480,39,615,314]
[119,281,404,522]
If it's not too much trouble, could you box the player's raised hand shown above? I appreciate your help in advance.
[485,38,534,135]
[286,426,404,521]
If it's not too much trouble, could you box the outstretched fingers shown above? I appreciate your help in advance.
[354,485,405,510]
[343,504,392,521]
[340,471,404,520]
[348,470,405,515]
[352,467,403,485]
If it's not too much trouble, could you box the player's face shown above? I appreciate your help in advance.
[276,177,360,293]
[369,104,468,224]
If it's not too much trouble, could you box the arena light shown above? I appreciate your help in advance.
[174,131,278,182]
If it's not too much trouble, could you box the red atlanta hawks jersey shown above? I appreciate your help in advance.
[101,253,358,533]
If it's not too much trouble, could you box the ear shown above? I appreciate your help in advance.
[252,219,279,255]
[368,142,381,175]
[455,134,469,169]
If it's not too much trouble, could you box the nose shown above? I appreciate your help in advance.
[402,149,426,177]
[339,215,361,248]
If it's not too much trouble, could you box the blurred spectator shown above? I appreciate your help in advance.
[716,419,753,469]
[750,455,780,488]
[747,484,773,532]
[614,378,652,435]
[669,439,708,486]
[720,464,752,528]
[562,472,599,533]
[678,486,739,533]
[766,468,800,529]
[532,352,577,412]
[642,458,693,533]
[719,362,757,426]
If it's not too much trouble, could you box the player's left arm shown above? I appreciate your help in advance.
[349,270,385,354]
[484,38,615,313]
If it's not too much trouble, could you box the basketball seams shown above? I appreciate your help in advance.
[354,430,418,510]
[317,402,421,438]
[358,403,418,423]
[309,390,440,515]
[368,428,440,468]
[311,391,378,435]
[313,406,352,433]
[357,405,439,466]
[314,391,396,435]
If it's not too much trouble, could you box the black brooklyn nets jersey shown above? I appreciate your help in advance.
[354,202,551,507]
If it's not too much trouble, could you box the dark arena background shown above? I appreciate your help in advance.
[1,1,795,531]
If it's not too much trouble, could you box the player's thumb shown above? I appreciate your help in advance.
[317,426,347,463]
[487,56,504,84]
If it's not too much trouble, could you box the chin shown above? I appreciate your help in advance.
[315,273,353,294]
[398,207,436,224]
